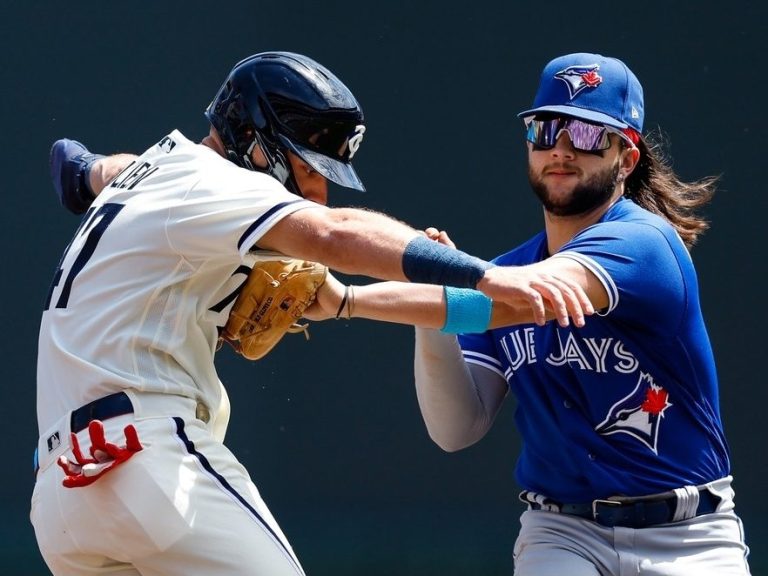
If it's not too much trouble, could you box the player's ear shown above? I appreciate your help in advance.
[619,143,640,179]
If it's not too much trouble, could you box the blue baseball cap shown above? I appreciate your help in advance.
[518,53,644,132]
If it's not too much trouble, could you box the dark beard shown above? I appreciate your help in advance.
[529,162,620,217]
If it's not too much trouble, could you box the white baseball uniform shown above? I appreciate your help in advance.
[32,130,320,576]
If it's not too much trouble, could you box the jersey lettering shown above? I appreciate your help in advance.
[499,328,536,372]
[44,203,125,310]
[499,327,640,377]
[109,161,159,191]
[547,332,593,370]
[613,341,639,373]
[582,338,613,373]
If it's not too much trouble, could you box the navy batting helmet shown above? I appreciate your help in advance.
[205,52,366,195]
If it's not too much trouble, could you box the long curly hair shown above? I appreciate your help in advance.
[623,130,718,249]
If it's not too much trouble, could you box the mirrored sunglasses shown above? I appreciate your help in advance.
[525,117,632,152]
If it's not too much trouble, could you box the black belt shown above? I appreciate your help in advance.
[523,488,721,528]
[70,392,134,433]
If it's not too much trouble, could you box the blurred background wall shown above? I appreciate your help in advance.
[2,1,764,574]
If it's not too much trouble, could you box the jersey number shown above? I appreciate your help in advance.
[44,203,125,310]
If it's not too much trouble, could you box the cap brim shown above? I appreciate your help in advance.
[280,136,365,192]
[517,105,628,130]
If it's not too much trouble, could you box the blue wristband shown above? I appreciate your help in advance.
[441,286,493,334]
[402,236,494,289]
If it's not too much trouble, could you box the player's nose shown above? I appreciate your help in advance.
[550,131,577,157]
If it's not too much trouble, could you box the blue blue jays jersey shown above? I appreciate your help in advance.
[459,198,730,502]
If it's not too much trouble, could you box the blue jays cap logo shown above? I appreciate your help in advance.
[554,64,603,100]
[595,372,672,454]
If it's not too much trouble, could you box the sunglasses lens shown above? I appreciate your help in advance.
[567,120,610,151]
[526,119,559,148]
[526,118,611,151]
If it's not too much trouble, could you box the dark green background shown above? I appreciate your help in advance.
[2,2,765,574]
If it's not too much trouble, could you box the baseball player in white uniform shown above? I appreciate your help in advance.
[33,52,592,576]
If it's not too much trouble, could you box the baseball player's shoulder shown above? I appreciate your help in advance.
[144,130,291,201]
[131,130,222,169]
[140,130,217,167]
[191,149,286,197]
[575,199,678,248]
[601,198,672,234]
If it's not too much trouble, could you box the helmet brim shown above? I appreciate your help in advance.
[279,136,365,192]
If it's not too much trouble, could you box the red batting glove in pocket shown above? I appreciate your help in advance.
[57,420,143,488]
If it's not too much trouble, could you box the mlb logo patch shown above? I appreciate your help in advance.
[47,431,61,452]
[159,136,177,153]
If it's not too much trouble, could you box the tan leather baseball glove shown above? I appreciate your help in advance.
[219,253,328,360]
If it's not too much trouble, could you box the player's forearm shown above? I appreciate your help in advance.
[263,207,496,287]
[347,283,446,328]
[262,206,418,280]
[339,282,534,330]
[414,328,503,451]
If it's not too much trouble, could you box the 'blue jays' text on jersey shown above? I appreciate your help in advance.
[459,198,730,502]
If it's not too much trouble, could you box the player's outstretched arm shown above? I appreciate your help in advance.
[305,273,536,329]
[259,208,594,327]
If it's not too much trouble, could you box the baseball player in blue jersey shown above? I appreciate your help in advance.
[307,53,751,575]
[34,52,592,576]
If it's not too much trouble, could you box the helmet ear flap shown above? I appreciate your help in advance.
[243,132,303,197]
[266,144,303,197]
[267,146,291,187]
[246,131,291,186]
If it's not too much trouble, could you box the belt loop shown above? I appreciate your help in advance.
[195,402,210,423]
[671,485,700,522]
[520,490,561,512]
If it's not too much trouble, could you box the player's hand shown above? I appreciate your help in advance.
[302,271,346,321]
[57,420,143,488]
[478,265,594,328]
[423,227,456,249]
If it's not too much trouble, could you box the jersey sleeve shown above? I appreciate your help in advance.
[550,221,690,332]
[458,331,506,379]
[165,163,320,261]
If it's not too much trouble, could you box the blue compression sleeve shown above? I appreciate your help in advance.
[402,236,494,289]
[441,286,493,334]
